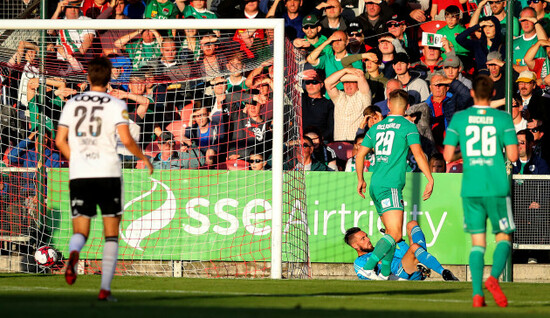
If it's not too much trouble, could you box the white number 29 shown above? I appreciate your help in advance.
[375,131,395,155]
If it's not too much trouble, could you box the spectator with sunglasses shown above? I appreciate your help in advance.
[528,0,550,37]
[527,119,550,165]
[248,153,267,171]
[356,0,395,49]
[517,70,550,125]
[304,127,338,171]
[301,69,335,142]
[513,129,550,174]
[293,15,331,55]
[512,94,528,132]
[346,21,367,55]
[386,15,420,64]
[470,0,519,38]
[288,135,331,171]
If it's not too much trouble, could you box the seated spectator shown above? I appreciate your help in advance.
[266,0,305,40]
[124,0,146,19]
[513,94,528,132]
[436,6,468,63]
[527,118,548,161]
[81,0,112,19]
[292,15,331,55]
[288,135,331,171]
[312,0,349,38]
[151,132,184,169]
[225,52,248,91]
[114,29,163,71]
[524,39,550,87]
[145,0,180,19]
[342,50,387,103]
[374,78,402,116]
[484,51,515,109]
[301,69,334,142]
[429,153,446,173]
[518,70,550,124]
[98,0,133,56]
[217,0,266,19]
[248,152,268,170]
[346,21,367,55]
[194,33,227,78]
[231,29,271,65]
[386,14,420,63]
[470,0,519,38]
[442,54,472,89]
[345,134,371,172]
[356,0,394,49]
[430,0,463,21]
[182,104,224,166]
[393,52,429,104]
[304,127,337,171]
[108,54,132,91]
[151,38,191,82]
[513,129,550,174]
[355,104,382,136]
[6,40,39,110]
[456,16,505,73]
[180,0,217,19]
[49,1,97,73]
[411,41,444,80]
[325,67,371,142]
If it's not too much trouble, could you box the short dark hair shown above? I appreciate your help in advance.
[472,75,494,100]
[87,57,112,87]
[445,5,460,16]
[344,227,362,246]
[518,129,535,144]
[363,105,382,117]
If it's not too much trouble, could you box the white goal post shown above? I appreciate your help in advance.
[0,18,305,280]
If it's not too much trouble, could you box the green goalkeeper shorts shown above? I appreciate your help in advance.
[461,196,516,234]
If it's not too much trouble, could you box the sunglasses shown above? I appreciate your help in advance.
[305,80,320,85]
[527,0,542,4]
[348,32,362,37]
[488,0,504,3]
[248,159,263,163]
[303,25,318,30]
[387,22,402,28]
[303,143,313,148]
[530,127,542,133]
[519,141,527,145]
[434,83,449,87]
[512,104,521,108]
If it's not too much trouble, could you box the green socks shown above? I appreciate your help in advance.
[364,234,396,271]
[470,245,486,297]
[491,240,511,279]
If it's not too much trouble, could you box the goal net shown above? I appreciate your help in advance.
[0,18,309,279]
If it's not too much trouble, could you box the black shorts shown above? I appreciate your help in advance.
[69,177,123,218]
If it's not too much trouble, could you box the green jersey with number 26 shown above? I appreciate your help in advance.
[444,106,518,197]
[362,115,420,190]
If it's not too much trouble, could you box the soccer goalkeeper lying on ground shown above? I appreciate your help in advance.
[345,221,459,281]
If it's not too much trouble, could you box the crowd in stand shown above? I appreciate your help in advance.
[1,0,550,175]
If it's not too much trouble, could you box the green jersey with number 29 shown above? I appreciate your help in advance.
[444,106,518,197]
[362,115,420,190]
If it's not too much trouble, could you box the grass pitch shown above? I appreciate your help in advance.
[1,274,549,318]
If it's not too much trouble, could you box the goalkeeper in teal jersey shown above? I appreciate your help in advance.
[345,221,459,281]
[443,75,518,308]
[355,89,434,281]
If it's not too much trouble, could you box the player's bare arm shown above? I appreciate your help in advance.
[117,124,154,175]
[443,145,456,164]
[410,143,434,201]
[355,145,371,199]
[55,126,71,160]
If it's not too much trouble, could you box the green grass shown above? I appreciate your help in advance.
[1,274,550,317]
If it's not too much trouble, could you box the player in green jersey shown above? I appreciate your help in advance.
[355,89,434,281]
[443,75,518,308]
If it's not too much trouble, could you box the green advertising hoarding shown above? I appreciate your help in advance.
[47,169,496,265]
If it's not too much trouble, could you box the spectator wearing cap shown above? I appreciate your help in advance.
[456,15,505,73]
[485,51,516,108]
[512,129,550,175]
[527,118,550,163]
[436,6,468,62]
[513,7,549,73]
[469,0,519,38]
[376,33,406,79]
[301,69,335,142]
[50,1,97,71]
[346,21,367,55]
[293,15,331,55]
[325,67,371,142]
[180,0,217,19]
[518,70,550,124]
[311,0,348,38]
[266,0,305,40]
[342,50,388,103]
[442,54,472,89]
[217,0,266,19]
[386,14,420,63]
[151,132,184,170]
[392,52,429,104]
[411,41,444,81]
[307,30,364,93]
[356,0,395,49]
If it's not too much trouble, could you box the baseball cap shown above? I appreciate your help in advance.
[347,21,363,34]
[393,52,410,64]
[160,132,175,143]
[387,14,405,24]
[516,70,537,83]
[302,15,319,27]
[365,0,383,4]
[64,0,82,8]
[486,51,505,67]
[443,55,461,68]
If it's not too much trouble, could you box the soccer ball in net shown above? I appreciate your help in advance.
[34,246,58,267]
